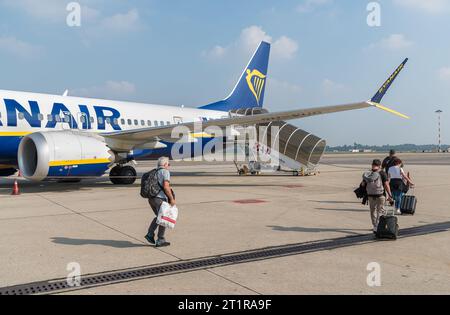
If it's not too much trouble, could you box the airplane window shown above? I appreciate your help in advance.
[141,120,145,126]
[154,121,158,127]
[64,115,70,123]
[18,113,24,120]
[80,116,86,123]
[166,121,171,126]
[55,116,61,122]
[160,121,164,126]
[134,119,138,126]
[98,117,104,124]
[127,119,132,125]
[121,119,125,125]
[90,117,94,123]
[147,120,152,127]
[105,118,111,124]
[113,118,118,125]
[47,114,53,122]
[37,114,44,121]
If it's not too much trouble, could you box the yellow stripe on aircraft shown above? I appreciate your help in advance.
[190,132,213,138]
[48,159,111,167]
[0,164,15,169]
[0,132,32,137]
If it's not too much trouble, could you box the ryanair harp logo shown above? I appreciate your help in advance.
[245,69,266,105]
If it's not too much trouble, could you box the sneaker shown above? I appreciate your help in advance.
[144,235,156,246]
[396,210,402,215]
[156,240,171,247]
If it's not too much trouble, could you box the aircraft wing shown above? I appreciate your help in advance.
[102,57,410,152]
[101,101,403,151]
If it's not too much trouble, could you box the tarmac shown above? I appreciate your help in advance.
[0,153,449,295]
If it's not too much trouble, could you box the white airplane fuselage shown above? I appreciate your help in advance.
[0,89,227,167]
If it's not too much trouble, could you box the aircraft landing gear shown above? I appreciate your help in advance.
[109,165,137,185]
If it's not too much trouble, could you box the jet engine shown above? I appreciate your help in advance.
[18,131,115,181]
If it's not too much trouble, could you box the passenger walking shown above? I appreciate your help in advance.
[382,149,398,173]
[388,158,414,214]
[144,157,176,247]
[362,159,393,233]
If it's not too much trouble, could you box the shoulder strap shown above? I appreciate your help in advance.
[155,168,165,190]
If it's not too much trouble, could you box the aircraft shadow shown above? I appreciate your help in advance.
[0,173,305,194]
[0,178,140,195]
[51,237,146,249]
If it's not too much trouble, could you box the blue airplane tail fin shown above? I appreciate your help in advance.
[200,41,271,111]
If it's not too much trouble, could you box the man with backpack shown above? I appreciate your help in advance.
[141,157,176,247]
[382,149,398,173]
[362,159,393,233]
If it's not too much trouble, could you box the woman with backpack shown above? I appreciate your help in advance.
[388,158,414,215]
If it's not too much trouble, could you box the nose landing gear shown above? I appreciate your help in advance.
[109,165,137,185]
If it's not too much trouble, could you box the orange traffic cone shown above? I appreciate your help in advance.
[11,179,20,196]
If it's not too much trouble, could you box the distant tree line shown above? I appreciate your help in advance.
[326,143,450,153]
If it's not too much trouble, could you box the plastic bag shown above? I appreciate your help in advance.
[157,202,178,229]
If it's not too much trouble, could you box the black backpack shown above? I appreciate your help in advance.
[384,157,396,172]
[140,169,163,199]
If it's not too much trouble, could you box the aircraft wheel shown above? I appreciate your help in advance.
[109,166,123,185]
[119,166,137,185]
[293,171,299,177]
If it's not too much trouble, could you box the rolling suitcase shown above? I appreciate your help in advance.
[400,191,417,215]
[376,207,399,240]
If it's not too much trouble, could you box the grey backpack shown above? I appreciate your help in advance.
[363,171,384,196]
[140,169,163,199]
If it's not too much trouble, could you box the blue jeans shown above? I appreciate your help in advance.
[392,190,404,210]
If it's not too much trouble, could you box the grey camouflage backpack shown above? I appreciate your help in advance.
[140,168,163,199]
[363,171,384,196]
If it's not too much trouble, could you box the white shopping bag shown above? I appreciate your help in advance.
[157,202,179,229]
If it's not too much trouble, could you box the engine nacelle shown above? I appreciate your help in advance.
[18,131,115,181]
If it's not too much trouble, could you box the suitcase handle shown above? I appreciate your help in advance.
[405,185,415,195]
[384,202,396,216]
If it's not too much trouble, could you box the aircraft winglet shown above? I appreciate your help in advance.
[369,58,409,119]
[371,58,408,104]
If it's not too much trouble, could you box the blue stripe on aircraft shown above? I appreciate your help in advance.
[48,163,110,178]
[133,137,221,160]
[0,135,222,173]
[0,136,22,163]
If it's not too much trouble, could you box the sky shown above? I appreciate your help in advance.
[0,0,449,146]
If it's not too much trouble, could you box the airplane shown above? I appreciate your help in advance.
[0,41,409,185]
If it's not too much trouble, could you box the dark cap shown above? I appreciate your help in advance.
[372,159,382,167]
[390,149,396,155]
